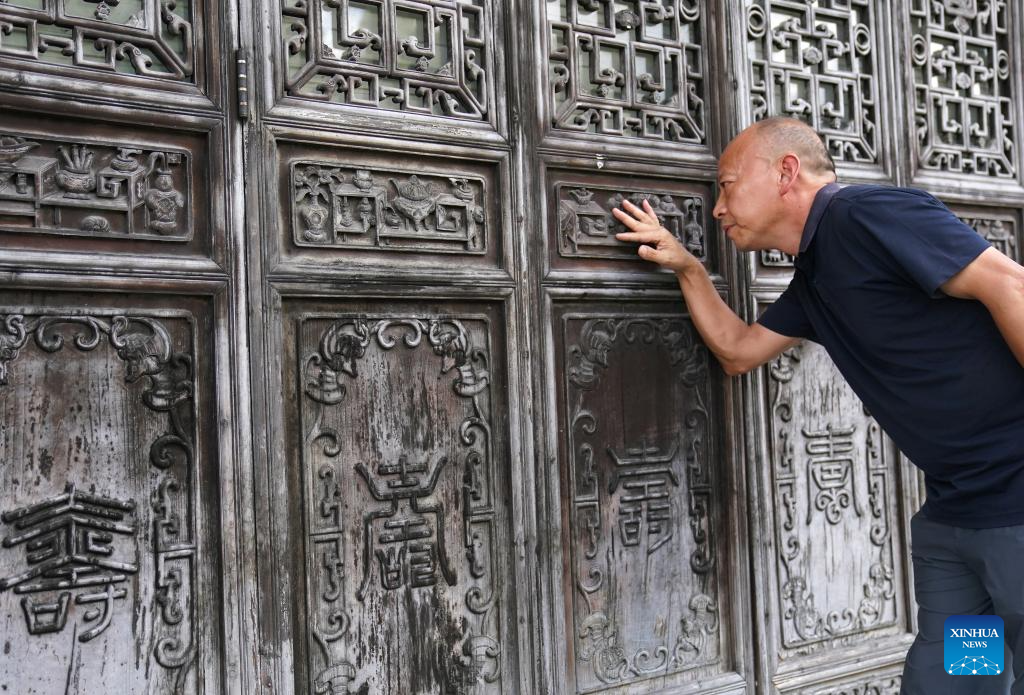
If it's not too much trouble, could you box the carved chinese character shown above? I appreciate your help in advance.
[607,442,680,555]
[803,424,862,524]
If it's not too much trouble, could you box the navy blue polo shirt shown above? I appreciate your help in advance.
[759,183,1024,528]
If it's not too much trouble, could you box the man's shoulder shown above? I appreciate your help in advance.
[832,184,937,206]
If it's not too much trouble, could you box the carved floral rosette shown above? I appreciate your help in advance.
[564,315,720,691]
[0,312,197,689]
[300,316,502,694]
[767,344,898,651]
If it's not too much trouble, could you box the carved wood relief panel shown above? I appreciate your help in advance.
[543,0,709,146]
[952,204,1022,262]
[0,0,202,89]
[281,0,493,123]
[275,139,507,272]
[764,342,906,659]
[0,301,215,693]
[546,167,718,277]
[745,0,882,169]
[907,0,1019,182]
[796,671,901,695]
[555,304,732,693]
[288,302,511,694]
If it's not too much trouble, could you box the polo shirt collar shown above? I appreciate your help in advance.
[798,182,841,254]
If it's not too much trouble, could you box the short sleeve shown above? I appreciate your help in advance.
[846,189,991,297]
[758,281,815,340]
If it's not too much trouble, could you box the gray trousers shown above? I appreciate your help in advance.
[902,510,1024,694]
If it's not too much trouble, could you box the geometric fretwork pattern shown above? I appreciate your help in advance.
[546,0,707,143]
[909,0,1018,178]
[0,1,195,81]
[746,0,879,164]
[283,0,490,120]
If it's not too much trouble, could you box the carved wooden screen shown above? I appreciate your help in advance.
[1,0,1022,693]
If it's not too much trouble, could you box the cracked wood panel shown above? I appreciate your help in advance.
[0,295,221,694]
[283,300,513,695]
[764,341,909,662]
[553,303,734,694]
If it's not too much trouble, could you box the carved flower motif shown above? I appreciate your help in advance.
[802,46,823,65]
[614,9,641,30]
[955,72,973,90]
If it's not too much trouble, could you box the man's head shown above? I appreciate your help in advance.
[713,117,837,254]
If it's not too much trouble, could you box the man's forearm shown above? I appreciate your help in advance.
[675,266,748,366]
[988,283,1024,368]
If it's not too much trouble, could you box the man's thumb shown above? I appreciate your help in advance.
[638,244,658,262]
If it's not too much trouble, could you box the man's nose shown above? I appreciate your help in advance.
[712,197,726,220]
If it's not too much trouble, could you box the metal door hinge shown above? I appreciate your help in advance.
[236,49,250,120]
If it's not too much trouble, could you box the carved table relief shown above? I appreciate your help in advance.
[0,0,196,81]
[561,312,724,693]
[283,0,491,120]
[0,132,191,241]
[299,315,503,694]
[0,312,199,692]
[766,343,902,655]
[544,0,708,143]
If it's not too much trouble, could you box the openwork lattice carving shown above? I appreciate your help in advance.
[909,0,1018,178]
[0,133,191,241]
[746,0,879,164]
[283,0,491,120]
[0,1,195,81]
[546,0,707,143]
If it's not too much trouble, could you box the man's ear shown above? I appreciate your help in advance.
[778,153,800,195]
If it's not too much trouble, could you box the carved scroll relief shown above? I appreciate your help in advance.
[909,0,1018,179]
[0,313,198,691]
[0,133,191,241]
[546,0,708,143]
[283,0,491,120]
[292,163,486,254]
[300,316,502,694]
[767,344,901,653]
[746,0,880,165]
[563,313,722,692]
[557,185,706,260]
[800,673,902,695]
[0,0,196,81]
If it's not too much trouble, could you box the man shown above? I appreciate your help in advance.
[613,116,1024,695]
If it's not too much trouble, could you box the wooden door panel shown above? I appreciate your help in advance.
[271,135,510,275]
[0,293,222,694]
[952,204,1023,263]
[281,298,516,695]
[551,300,746,695]
[544,165,720,279]
[0,109,223,267]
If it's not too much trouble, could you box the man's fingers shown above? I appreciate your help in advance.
[615,229,664,243]
[622,199,653,223]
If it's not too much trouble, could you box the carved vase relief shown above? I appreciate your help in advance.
[300,315,502,694]
[546,0,708,143]
[0,312,198,691]
[0,0,196,81]
[0,133,191,240]
[283,0,491,120]
[910,0,1018,178]
[291,163,486,254]
[767,344,901,654]
[557,185,706,261]
[562,313,722,692]
[746,0,879,165]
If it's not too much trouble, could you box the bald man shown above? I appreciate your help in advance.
[614,116,1024,695]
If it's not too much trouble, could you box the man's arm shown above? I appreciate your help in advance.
[940,246,1024,368]
[613,199,799,375]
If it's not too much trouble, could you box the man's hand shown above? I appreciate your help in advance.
[612,199,700,274]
